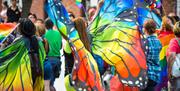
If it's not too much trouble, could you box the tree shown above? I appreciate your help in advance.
[21,0,32,18]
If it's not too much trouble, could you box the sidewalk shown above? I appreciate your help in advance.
[54,49,66,91]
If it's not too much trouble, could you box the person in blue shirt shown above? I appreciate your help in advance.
[142,19,162,91]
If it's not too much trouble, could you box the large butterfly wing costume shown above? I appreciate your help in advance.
[0,37,45,91]
[45,0,161,90]
[45,0,104,90]
[88,0,161,88]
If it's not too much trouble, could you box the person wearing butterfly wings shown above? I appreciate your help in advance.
[71,0,145,90]
[0,18,45,91]
[45,0,162,90]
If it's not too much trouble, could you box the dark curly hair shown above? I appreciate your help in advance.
[144,19,157,35]
[18,18,42,83]
[19,18,36,36]
[45,18,54,30]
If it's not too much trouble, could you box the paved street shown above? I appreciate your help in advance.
[54,44,66,91]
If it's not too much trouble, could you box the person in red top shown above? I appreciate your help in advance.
[168,38,180,54]
[167,21,180,60]
[166,21,180,91]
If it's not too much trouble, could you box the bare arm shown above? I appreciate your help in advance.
[91,0,104,22]
[167,52,176,78]
[43,38,49,54]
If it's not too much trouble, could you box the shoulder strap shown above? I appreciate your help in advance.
[176,38,180,47]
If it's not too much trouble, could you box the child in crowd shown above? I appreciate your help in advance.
[142,19,162,91]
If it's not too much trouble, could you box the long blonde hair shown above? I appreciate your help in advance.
[162,16,173,31]
[35,24,46,37]
[73,17,91,52]
[173,21,180,37]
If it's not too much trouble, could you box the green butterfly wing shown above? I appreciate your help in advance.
[0,37,46,91]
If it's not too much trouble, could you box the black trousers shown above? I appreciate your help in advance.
[141,79,157,91]
[64,52,74,76]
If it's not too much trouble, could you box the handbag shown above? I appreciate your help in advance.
[171,38,180,77]
[171,54,180,77]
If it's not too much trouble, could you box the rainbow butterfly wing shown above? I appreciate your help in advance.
[45,0,103,90]
[0,23,16,43]
[137,7,161,30]
[156,0,161,8]
[88,0,133,33]
[0,38,45,91]
[44,1,69,36]
[89,0,161,88]
[76,0,83,8]
[144,0,162,9]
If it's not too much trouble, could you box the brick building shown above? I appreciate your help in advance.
[162,0,177,15]
[30,0,45,19]
[0,0,82,19]
[178,0,180,16]
[0,0,179,19]
[0,0,2,11]
[30,0,179,18]
[30,0,82,19]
